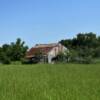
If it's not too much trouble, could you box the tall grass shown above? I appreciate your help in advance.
[0,64,100,100]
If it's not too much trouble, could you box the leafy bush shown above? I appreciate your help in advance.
[0,52,11,64]
[82,56,93,64]
[70,56,93,64]
[2,57,11,64]
[53,52,68,63]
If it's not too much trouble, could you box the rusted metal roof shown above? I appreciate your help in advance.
[26,46,54,58]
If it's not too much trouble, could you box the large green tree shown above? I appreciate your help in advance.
[60,32,100,63]
[0,38,28,64]
[10,38,28,61]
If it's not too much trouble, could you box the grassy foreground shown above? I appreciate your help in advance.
[0,64,100,100]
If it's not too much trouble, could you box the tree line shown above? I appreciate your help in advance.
[59,32,100,63]
[0,32,100,64]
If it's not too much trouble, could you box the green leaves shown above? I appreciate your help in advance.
[0,38,28,64]
[60,32,100,63]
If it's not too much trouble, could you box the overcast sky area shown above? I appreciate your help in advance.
[0,0,100,47]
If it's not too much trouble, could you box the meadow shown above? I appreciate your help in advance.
[0,64,100,100]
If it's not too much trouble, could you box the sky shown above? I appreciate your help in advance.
[0,0,100,47]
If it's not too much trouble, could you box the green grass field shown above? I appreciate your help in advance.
[0,64,100,100]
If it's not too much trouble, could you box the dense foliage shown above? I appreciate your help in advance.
[60,32,100,63]
[0,32,100,64]
[0,38,28,64]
